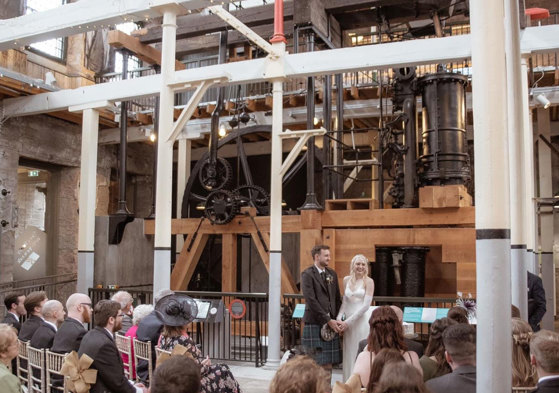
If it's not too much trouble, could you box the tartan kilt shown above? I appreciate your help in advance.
[302,324,341,365]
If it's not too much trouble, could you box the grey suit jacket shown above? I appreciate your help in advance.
[30,321,56,349]
[19,315,43,342]
[52,317,86,354]
[532,376,559,393]
[301,265,342,326]
[426,365,476,393]
[1,313,21,333]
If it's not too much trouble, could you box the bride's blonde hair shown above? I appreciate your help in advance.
[350,254,369,287]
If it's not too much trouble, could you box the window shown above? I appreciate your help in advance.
[114,22,142,76]
[25,0,66,60]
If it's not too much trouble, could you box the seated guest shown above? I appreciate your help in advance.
[419,317,457,381]
[511,318,536,387]
[269,355,329,393]
[151,356,201,393]
[366,348,405,393]
[425,324,476,393]
[111,291,134,335]
[156,293,241,393]
[30,300,65,349]
[358,305,423,358]
[354,306,422,388]
[19,291,48,341]
[446,306,469,325]
[51,293,92,353]
[0,324,21,393]
[135,289,174,383]
[78,300,147,393]
[2,293,26,333]
[122,304,153,380]
[2,293,25,374]
[530,329,559,392]
[373,362,428,393]
[511,304,521,319]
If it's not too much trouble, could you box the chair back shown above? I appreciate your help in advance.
[45,350,68,393]
[27,346,46,393]
[154,347,171,359]
[512,388,537,393]
[16,339,29,388]
[133,338,153,384]
[115,333,133,379]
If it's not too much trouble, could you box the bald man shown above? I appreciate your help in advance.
[30,300,65,349]
[52,293,92,353]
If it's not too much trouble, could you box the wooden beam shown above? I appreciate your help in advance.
[250,231,297,294]
[108,30,186,70]
[170,233,209,290]
[221,233,237,292]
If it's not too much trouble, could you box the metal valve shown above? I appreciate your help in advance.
[1,189,10,196]
[0,220,8,227]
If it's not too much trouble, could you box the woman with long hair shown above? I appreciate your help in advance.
[511,318,537,387]
[353,306,422,387]
[155,294,241,393]
[366,348,405,393]
[270,356,330,393]
[419,317,457,381]
[337,254,375,381]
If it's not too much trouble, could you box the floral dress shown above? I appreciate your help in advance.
[158,334,241,393]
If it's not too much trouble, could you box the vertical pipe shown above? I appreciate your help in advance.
[521,58,537,274]
[176,138,191,255]
[148,94,160,218]
[335,73,344,198]
[153,9,177,294]
[403,96,417,207]
[116,51,130,215]
[77,108,99,293]
[270,0,286,44]
[300,32,321,210]
[209,31,228,167]
[471,1,512,392]
[505,0,528,320]
[323,75,332,201]
[536,107,554,330]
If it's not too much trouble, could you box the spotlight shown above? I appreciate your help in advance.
[313,117,320,126]
[535,93,551,109]
[229,117,239,128]
[196,203,205,211]
[149,132,156,142]
[219,123,227,137]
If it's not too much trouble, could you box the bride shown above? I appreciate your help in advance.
[337,254,375,382]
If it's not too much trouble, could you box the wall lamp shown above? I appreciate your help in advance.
[535,93,551,109]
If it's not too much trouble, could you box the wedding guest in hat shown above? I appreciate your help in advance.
[155,293,241,393]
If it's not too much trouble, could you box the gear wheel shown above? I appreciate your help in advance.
[204,189,239,225]
[198,157,232,191]
[234,185,270,216]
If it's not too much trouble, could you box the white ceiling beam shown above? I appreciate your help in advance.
[3,25,559,117]
[0,0,213,51]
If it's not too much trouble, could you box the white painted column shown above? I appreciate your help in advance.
[505,0,528,320]
[536,107,555,330]
[153,9,177,294]
[77,108,99,294]
[176,139,191,255]
[520,58,538,274]
[470,0,512,391]
[266,42,286,368]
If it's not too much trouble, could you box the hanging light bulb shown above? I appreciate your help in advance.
[149,132,156,142]
[313,117,321,126]
[219,123,227,137]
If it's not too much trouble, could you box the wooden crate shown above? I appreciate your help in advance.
[419,185,472,208]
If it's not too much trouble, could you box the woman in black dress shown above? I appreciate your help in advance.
[155,293,241,393]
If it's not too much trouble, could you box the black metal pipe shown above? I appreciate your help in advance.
[209,30,228,167]
[403,97,417,207]
[335,73,344,198]
[322,74,332,201]
[378,72,384,209]
[147,92,160,218]
[116,50,131,215]
[300,32,321,210]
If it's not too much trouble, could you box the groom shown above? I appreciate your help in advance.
[301,244,343,383]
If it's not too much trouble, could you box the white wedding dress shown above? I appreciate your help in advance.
[337,281,373,382]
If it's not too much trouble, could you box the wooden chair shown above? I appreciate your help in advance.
[512,388,537,393]
[16,339,29,389]
[45,350,68,393]
[154,347,171,368]
[115,333,133,379]
[133,338,152,384]
[27,346,46,393]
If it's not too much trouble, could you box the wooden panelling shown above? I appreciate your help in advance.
[299,229,323,273]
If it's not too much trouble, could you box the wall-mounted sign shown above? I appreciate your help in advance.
[28,170,40,177]
[228,299,246,320]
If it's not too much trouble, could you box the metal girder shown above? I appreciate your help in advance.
[3,25,559,117]
[279,128,327,177]
[0,0,215,52]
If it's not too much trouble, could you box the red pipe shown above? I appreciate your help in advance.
[270,0,287,44]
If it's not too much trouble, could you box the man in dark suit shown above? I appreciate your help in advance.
[135,289,174,383]
[301,245,342,383]
[357,305,424,358]
[2,292,26,374]
[2,292,26,333]
[19,291,48,341]
[30,300,65,349]
[530,329,559,393]
[51,293,92,354]
[426,324,476,393]
[528,271,546,332]
[78,300,147,393]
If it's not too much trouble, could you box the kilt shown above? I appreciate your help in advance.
[302,324,341,365]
